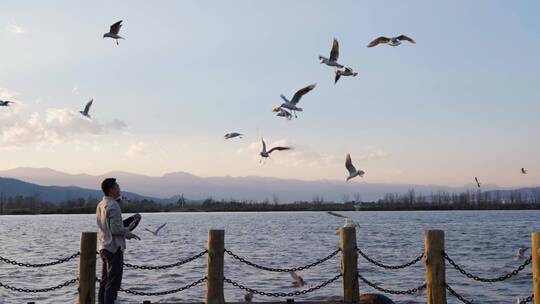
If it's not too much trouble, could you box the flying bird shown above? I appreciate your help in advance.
[327,211,359,234]
[278,84,316,118]
[334,67,358,84]
[272,107,293,120]
[80,99,93,118]
[259,138,291,161]
[224,132,243,140]
[290,271,306,288]
[367,35,416,48]
[103,20,124,45]
[345,154,365,181]
[521,168,528,174]
[0,100,15,107]
[474,177,481,188]
[319,38,344,69]
[144,223,167,236]
[514,247,529,260]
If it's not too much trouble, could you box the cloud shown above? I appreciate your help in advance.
[7,22,24,34]
[355,150,392,162]
[0,87,19,100]
[126,142,148,157]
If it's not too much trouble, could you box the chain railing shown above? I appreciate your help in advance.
[446,283,534,304]
[357,248,424,270]
[0,278,78,293]
[123,250,207,270]
[224,274,342,297]
[357,273,425,295]
[225,248,340,272]
[0,252,80,268]
[444,251,532,282]
[96,277,207,296]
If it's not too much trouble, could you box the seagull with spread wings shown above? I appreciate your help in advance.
[474,177,481,188]
[224,132,243,140]
[367,35,416,48]
[103,20,125,45]
[290,271,306,288]
[80,99,93,118]
[145,223,167,236]
[259,138,291,162]
[319,38,344,69]
[345,154,365,181]
[278,84,316,118]
[272,107,293,120]
[327,211,359,234]
[334,67,358,84]
[0,100,15,107]
[521,168,528,174]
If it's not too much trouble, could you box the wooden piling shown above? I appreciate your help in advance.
[424,230,446,304]
[532,232,540,304]
[206,229,225,304]
[340,226,359,303]
[78,232,97,304]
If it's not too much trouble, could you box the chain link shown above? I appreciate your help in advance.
[519,294,534,304]
[0,278,78,293]
[357,274,425,295]
[357,248,424,270]
[123,250,207,270]
[96,277,207,296]
[225,248,340,272]
[445,283,475,304]
[0,252,80,268]
[224,274,342,297]
[444,251,531,282]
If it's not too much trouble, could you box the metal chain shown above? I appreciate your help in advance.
[445,283,475,304]
[0,278,78,293]
[123,250,207,270]
[96,277,207,296]
[519,294,534,304]
[0,252,80,268]
[444,251,531,282]
[357,274,425,295]
[357,248,424,270]
[224,274,342,297]
[224,248,340,272]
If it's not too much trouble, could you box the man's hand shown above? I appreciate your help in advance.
[126,232,141,240]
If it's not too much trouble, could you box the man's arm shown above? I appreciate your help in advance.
[107,204,130,236]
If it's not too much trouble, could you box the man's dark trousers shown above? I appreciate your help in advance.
[98,247,124,304]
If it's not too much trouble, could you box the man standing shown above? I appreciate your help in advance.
[96,178,140,304]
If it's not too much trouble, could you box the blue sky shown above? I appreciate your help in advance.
[0,1,539,187]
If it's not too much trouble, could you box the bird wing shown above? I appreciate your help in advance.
[267,146,291,154]
[155,223,167,234]
[110,20,123,35]
[334,72,341,84]
[397,35,416,44]
[290,271,300,281]
[144,228,154,234]
[327,211,347,218]
[290,84,316,105]
[261,138,267,153]
[345,67,353,73]
[367,36,390,47]
[345,154,357,174]
[280,94,289,103]
[83,99,93,114]
[329,38,339,62]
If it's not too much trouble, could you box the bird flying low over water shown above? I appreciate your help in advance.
[319,38,344,69]
[290,271,306,288]
[103,20,124,45]
[474,177,481,188]
[80,99,93,118]
[521,168,528,174]
[145,223,167,236]
[278,84,316,118]
[259,138,291,161]
[335,67,358,84]
[326,211,359,234]
[514,247,529,260]
[367,35,416,48]
[345,154,365,181]
[272,107,293,120]
[0,100,15,107]
[224,132,243,140]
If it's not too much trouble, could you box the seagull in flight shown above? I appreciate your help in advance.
[224,132,243,140]
[103,20,124,45]
[367,35,416,48]
[345,154,365,181]
[0,100,15,107]
[335,67,358,84]
[272,107,293,120]
[327,211,359,234]
[474,177,481,188]
[319,38,344,69]
[290,271,306,288]
[80,99,93,118]
[145,223,167,236]
[514,247,529,260]
[521,168,528,174]
[259,138,291,162]
[278,84,316,118]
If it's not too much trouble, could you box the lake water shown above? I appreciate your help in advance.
[0,211,538,303]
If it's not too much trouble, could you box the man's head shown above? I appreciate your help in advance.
[101,178,120,198]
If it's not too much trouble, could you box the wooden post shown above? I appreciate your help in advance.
[532,232,540,304]
[206,229,225,304]
[78,232,97,304]
[340,226,359,303]
[425,230,446,304]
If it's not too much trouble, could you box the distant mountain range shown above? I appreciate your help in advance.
[0,167,520,203]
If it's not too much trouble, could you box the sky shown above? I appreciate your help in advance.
[0,1,539,187]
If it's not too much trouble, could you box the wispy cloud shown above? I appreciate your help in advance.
[7,22,24,34]
[126,142,148,157]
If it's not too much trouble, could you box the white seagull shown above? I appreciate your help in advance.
[224,132,243,140]
[272,107,293,120]
[367,35,416,48]
[0,100,15,107]
[334,67,358,84]
[290,271,306,288]
[521,168,528,174]
[326,211,359,234]
[259,138,291,161]
[103,20,124,45]
[279,84,316,118]
[319,38,344,69]
[345,154,365,181]
[514,247,529,260]
[80,99,93,118]
[145,223,167,236]
[474,177,481,188]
